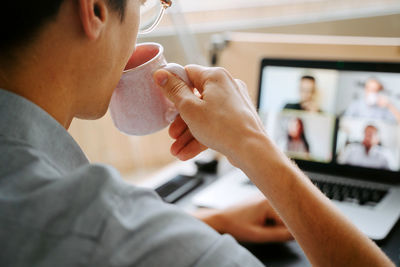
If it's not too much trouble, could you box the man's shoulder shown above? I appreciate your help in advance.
[0,139,262,267]
[0,136,61,177]
[370,145,389,158]
[344,142,364,152]
[0,157,261,267]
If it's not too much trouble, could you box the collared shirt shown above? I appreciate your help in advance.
[0,89,263,267]
[338,142,390,170]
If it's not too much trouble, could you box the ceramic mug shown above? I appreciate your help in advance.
[109,42,191,136]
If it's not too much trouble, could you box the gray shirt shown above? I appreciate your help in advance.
[344,98,397,123]
[0,89,263,267]
[338,143,390,170]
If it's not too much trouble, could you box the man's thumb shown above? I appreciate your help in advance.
[153,69,196,107]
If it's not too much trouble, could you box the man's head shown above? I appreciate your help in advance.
[364,78,384,94]
[363,78,384,107]
[299,75,316,103]
[363,125,380,150]
[1,0,128,61]
[0,0,140,127]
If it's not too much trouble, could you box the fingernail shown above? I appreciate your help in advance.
[155,71,168,86]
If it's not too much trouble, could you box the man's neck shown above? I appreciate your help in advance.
[363,144,372,155]
[0,50,75,129]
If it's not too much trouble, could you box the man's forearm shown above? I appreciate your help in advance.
[231,133,394,267]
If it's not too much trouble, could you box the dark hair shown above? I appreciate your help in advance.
[301,75,316,82]
[287,118,310,153]
[0,0,127,54]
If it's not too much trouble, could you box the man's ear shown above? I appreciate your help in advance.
[78,0,108,40]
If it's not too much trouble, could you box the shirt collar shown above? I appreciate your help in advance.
[0,89,89,173]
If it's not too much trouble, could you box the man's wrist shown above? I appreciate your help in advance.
[227,130,285,171]
[192,209,226,233]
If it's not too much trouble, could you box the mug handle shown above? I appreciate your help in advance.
[161,63,194,89]
[161,63,197,123]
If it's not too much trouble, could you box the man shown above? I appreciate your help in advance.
[345,78,400,124]
[0,1,289,266]
[0,0,393,266]
[339,125,390,170]
[283,75,321,112]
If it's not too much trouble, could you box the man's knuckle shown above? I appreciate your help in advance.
[169,81,186,96]
[203,67,229,81]
[214,67,228,75]
[213,67,229,79]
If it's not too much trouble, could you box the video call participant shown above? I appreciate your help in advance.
[283,75,321,113]
[0,0,394,266]
[285,117,310,155]
[344,78,400,124]
[339,125,390,170]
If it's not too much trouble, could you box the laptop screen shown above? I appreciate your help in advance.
[258,59,400,179]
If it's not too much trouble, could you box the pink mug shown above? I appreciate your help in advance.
[109,42,191,136]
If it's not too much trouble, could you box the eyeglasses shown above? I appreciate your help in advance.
[139,0,172,35]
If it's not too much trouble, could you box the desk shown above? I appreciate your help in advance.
[138,157,400,266]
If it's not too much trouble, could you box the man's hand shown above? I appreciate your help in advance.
[154,65,265,163]
[193,197,293,243]
[377,94,390,108]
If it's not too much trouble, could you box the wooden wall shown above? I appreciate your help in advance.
[218,33,400,104]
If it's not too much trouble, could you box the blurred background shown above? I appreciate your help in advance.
[68,0,400,183]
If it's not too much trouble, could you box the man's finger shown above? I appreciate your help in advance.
[153,69,200,111]
[176,139,208,161]
[263,205,286,226]
[184,65,210,93]
[170,128,194,156]
[250,226,293,243]
[185,64,233,94]
[169,115,188,139]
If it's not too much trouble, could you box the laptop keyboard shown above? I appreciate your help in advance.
[312,180,388,206]
[243,174,389,206]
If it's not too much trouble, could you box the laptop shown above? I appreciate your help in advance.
[192,58,400,240]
